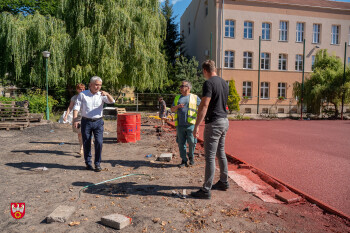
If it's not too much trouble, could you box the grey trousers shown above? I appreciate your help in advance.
[202,118,229,191]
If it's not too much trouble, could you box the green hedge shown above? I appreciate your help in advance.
[0,89,58,118]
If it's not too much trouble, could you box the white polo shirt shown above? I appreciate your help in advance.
[73,90,115,119]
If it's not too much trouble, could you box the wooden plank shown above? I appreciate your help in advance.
[117,108,127,114]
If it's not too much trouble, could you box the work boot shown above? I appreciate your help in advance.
[211,180,229,191]
[191,189,211,199]
[189,158,195,166]
[86,165,94,171]
[178,161,188,168]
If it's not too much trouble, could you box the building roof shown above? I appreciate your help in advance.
[244,0,350,11]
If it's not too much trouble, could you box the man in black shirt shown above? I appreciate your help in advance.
[191,60,230,199]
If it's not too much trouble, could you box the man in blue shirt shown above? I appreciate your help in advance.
[171,81,201,168]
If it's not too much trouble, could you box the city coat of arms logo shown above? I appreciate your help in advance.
[11,203,25,219]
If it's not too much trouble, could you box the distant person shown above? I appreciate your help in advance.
[171,81,201,168]
[73,76,115,172]
[158,96,167,126]
[64,83,85,156]
[191,60,229,199]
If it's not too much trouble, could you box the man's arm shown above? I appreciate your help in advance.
[101,91,115,103]
[72,94,82,128]
[193,97,210,138]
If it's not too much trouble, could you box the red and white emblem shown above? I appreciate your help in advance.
[11,203,25,219]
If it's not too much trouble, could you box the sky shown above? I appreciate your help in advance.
[159,0,350,31]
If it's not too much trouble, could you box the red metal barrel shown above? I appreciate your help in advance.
[135,114,141,141]
[117,114,136,143]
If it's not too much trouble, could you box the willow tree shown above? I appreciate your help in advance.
[58,0,167,93]
[0,12,70,88]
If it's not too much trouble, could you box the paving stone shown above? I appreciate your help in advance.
[46,205,76,223]
[275,192,301,204]
[101,213,132,230]
[157,153,173,162]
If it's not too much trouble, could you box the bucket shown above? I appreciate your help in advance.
[117,114,136,143]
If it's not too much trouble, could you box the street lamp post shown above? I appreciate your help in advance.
[42,51,50,120]
[300,39,306,120]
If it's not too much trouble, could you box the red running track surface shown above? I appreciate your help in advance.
[198,120,350,216]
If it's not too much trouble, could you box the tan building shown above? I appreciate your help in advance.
[181,0,350,115]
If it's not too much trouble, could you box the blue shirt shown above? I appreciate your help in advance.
[172,95,201,126]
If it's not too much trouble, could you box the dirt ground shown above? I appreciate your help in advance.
[0,117,349,233]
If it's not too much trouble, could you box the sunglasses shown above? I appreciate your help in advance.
[180,85,188,88]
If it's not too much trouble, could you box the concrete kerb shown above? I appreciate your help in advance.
[166,121,350,221]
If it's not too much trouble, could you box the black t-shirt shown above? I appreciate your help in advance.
[202,76,229,124]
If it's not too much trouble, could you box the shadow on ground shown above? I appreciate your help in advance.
[72,181,197,198]
[103,159,178,169]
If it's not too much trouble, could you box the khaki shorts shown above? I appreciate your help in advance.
[72,116,82,134]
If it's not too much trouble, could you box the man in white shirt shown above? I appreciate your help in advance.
[73,76,115,172]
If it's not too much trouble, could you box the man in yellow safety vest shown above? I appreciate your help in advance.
[171,81,201,168]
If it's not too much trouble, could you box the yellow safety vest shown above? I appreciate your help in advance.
[174,94,198,126]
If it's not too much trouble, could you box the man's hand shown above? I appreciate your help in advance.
[177,104,185,109]
[63,115,68,122]
[193,125,199,138]
[74,121,79,129]
[101,91,109,96]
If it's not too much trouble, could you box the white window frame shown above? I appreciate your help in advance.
[225,20,235,38]
[279,21,288,41]
[244,21,253,39]
[224,51,235,68]
[260,82,269,99]
[243,81,252,98]
[295,54,303,71]
[331,25,340,45]
[278,82,286,98]
[296,22,304,42]
[262,22,271,40]
[278,54,287,71]
[243,52,253,69]
[312,24,321,44]
[261,53,270,70]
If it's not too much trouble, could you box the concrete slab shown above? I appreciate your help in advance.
[101,213,132,230]
[157,153,173,162]
[276,192,301,204]
[46,205,76,223]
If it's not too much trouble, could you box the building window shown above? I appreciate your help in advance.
[261,82,269,99]
[312,24,321,44]
[261,53,270,70]
[278,83,286,98]
[188,22,190,35]
[295,54,303,71]
[312,55,316,70]
[279,21,288,41]
[262,23,271,40]
[296,22,304,42]
[348,57,350,64]
[348,26,350,45]
[243,81,252,97]
[225,20,235,38]
[205,6,208,16]
[331,25,340,45]
[278,54,287,71]
[244,21,253,39]
[243,52,253,69]
[224,51,234,68]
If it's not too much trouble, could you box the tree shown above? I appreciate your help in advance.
[293,49,349,118]
[0,0,59,16]
[170,56,204,95]
[0,0,167,95]
[227,79,240,113]
[161,0,181,66]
